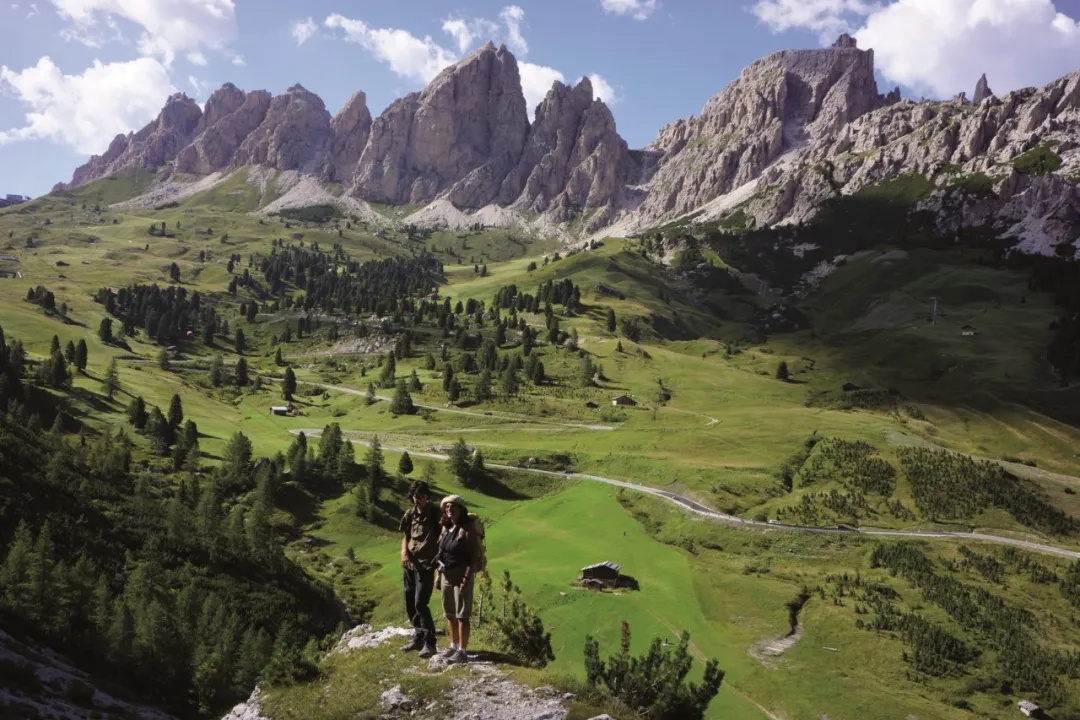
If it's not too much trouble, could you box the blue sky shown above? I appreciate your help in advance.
[2,0,1079,198]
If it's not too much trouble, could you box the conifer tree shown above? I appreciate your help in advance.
[449,438,470,484]
[378,353,396,389]
[606,308,617,333]
[234,328,246,354]
[408,369,422,392]
[365,382,377,406]
[64,340,76,363]
[168,394,184,429]
[776,361,790,382]
[74,339,88,373]
[282,366,296,400]
[209,354,225,387]
[103,357,120,399]
[474,368,492,403]
[398,451,414,476]
[234,357,249,387]
[390,379,415,415]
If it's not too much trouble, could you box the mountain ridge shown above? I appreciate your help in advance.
[56,36,1080,253]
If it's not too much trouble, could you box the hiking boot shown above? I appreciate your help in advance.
[448,649,469,664]
[441,646,458,659]
[418,644,437,659]
[399,637,424,652]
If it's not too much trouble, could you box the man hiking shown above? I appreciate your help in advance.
[399,480,440,657]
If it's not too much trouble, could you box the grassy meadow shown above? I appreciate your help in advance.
[2,173,1080,720]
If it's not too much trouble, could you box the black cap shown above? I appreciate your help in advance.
[409,480,431,498]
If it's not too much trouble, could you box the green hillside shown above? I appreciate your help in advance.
[2,178,1080,720]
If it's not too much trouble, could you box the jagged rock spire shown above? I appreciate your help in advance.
[973,73,994,104]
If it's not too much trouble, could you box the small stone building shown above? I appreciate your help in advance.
[1018,700,1041,717]
[579,561,622,588]
[611,395,637,407]
[961,325,977,337]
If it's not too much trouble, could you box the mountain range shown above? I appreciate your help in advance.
[58,35,1080,253]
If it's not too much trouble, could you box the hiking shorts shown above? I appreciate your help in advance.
[440,567,475,620]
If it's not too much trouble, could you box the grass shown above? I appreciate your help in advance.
[3,176,1080,720]
[1012,144,1064,176]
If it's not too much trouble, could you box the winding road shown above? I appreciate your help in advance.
[288,428,1080,560]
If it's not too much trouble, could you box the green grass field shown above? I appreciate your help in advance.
[3,175,1080,720]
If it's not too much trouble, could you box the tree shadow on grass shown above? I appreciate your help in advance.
[469,472,528,501]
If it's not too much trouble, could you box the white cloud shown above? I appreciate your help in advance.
[520,61,565,115]
[49,0,237,67]
[441,17,497,54]
[600,0,658,21]
[0,55,175,154]
[500,5,527,55]
[291,16,317,45]
[188,74,210,96]
[752,0,1080,98]
[326,13,457,84]
[230,53,244,65]
[186,50,206,65]
[751,0,880,40]
[588,73,620,104]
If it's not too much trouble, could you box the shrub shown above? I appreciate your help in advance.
[492,570,555,668]
[1013,144,1063,176]
[583,622,724,720]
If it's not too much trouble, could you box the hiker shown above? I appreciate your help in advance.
[436,494,481,664]
[399,480,441,658]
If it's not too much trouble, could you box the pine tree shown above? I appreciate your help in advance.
[776,361,789,382]
[157,348,169,370]
[234,357,249,387]
[234,328,246,354]
[74,339,88,373]
[408,369,422,392]
[442,363,455,392]
[145,407,172,455]
[398,451,414,476]
[500,364,518,398]
[365,382,377,406]
[449,438,470,484]
[246,302,257,323]
[423,352,436,370]
[474,368,492,403]
[282,367,297,400]
[127,396,148,429]
[64,340,76,363]
[274,347,284,366]
[168,394,184,429]
[50,335,60,355]
[209,354,224,387]
[606,308,617,333]
[103,357,120,400]
[98,318,113,344]
[378,353,396,389]
[390,380,415,415]
[492,570,555,668]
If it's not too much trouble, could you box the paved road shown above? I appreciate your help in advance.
[288,429,1080,560]
[306,381,616,431]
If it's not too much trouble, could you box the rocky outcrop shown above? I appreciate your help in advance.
[175,85,272,175]
[498,77,638,228]
[352,42,529,206]
[320,91,372,184]
[233,84,331,172]
[634,35,898,222]
[60,93,202,188]
[974,73,994,104]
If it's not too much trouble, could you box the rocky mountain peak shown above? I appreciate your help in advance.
[833,33,858,49]
[232,84,331,172]
[320,91,372,184]
[353,38,528,206]
[974,73,994,104]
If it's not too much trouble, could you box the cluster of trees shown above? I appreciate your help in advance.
[25,285,58,314]
[492,278,583,314]
[33,334,86,389]
[126,393,201,465]
[869,543,1079,705]
[0,414,340,716]
[795,438,896,495]
[258,247,442,316]
[0,324,27,412]
[897,447,1077,535]
[94,284,227,347]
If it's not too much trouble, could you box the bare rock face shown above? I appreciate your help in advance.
[973,73,994,104]
[233,84,331,172]
[175,85,272,175]
[498,77,637,228]
[353,42,528,206]
[63,93,202,187]
[320,91,372,183]
[635,34,895,223]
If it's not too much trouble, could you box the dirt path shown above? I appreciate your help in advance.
[289,430,1080,560]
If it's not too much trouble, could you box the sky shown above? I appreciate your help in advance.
[1,0,1080,198]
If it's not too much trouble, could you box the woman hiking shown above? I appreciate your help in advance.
[436,495,481,664]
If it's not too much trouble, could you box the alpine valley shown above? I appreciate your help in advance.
[2,31,1080,720]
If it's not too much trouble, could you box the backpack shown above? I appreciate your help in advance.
[468,513,487,574]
